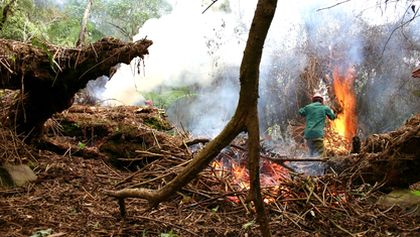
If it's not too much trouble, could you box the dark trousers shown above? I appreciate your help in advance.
[306,138,324,157]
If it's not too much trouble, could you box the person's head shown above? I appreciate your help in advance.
[312,93,324,104]
[145,100,153,106]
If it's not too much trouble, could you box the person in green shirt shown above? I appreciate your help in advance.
[299,93,336,157]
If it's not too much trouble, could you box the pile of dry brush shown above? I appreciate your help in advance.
[0,90,419,236]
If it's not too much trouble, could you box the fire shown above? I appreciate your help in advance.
[211,154,291,203]
[209,146,349,206]
[212,159,289,190]
[231,162,250,189]
[331,66,358,144]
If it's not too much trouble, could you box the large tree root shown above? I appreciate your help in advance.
[0,37,152,137]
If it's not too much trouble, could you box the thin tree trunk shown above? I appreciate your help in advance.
[76,0,93,48]
[0,0,16,31]
[247,109,271,236]
[105,0,278,236]
[240,1,277,235]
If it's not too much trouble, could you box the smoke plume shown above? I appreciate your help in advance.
[102,0,420,138]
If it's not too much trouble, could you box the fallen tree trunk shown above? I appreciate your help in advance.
[0,37,152,138]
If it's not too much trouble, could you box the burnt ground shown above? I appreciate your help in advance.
[0,102,419,237]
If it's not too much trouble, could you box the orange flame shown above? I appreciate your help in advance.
[331,66,358,143]
[211,158,290,203]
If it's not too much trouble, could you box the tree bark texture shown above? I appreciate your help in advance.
[76,0,93,48]
[240,1,277,236]
[0,37,152,137]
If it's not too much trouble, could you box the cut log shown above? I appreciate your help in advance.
[0,37,152,138]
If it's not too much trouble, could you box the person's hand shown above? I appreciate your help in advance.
[333,106,343,115]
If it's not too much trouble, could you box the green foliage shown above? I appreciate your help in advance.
[0,0,44,42]
[77,141,86,149]
[44,0,104,46]
[94,0,172,40]
[160,230,178,237]
[1,0,171,46]
[211,205,219,213]
[242,220,255,230]
[143,87,196,109]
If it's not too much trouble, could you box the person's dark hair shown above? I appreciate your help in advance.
[312,97,323,103]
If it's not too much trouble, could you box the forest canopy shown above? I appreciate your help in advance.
[0,0,171,45]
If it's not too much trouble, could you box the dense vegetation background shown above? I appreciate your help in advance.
[0,0,171,45]
[1,0,419,138]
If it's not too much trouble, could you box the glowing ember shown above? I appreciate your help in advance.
[331,66,358,144]
[211,156,290,203]
[231,162,250,189]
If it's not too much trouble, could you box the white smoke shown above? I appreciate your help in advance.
[101,0,420,136]
[102,0,254,107]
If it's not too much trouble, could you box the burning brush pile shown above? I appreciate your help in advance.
[324,66,358,156]
[199,114,419,235]
[0,88,419,236]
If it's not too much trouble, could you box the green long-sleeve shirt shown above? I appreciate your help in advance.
[299,102,336,139]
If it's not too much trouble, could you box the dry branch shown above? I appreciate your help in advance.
[1,101,419,236]
[413,66,420,78]
[105,1,278,236]
[328,114,420,188]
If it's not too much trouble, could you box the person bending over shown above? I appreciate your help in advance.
[299,93,336,157]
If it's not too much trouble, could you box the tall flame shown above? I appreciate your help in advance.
[331,66,358,143]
